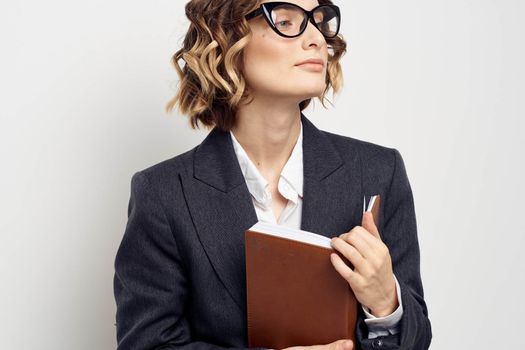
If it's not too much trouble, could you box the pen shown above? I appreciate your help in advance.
[363,195,378,213]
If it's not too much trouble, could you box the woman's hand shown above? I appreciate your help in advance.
[282,338,354,350]
[329,211,399,317]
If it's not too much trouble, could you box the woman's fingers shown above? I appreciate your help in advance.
[330,250,364,286]
[330,235,373,275]
[338,228,378,260]
[282,338,353,350]
[362,211,381,239]
[314,339,354,350]
[329,339,354,350]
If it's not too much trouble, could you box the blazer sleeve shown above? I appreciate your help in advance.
[355,149,432,350]
[113,171,267,350]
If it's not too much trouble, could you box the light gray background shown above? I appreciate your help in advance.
[1,0,524,349]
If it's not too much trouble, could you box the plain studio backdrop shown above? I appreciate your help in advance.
[1,0,524,349]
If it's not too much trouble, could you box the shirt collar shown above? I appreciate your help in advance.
[229,123,303,206]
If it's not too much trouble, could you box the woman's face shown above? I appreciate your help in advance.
[242,0,329,103]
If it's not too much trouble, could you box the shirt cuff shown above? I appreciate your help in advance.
[362,274,404,339]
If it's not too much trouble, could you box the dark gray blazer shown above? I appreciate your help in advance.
[113,113,432,350]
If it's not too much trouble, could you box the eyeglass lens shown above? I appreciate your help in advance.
[269,4,339,37]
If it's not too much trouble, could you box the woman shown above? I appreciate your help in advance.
[113,1,432,349]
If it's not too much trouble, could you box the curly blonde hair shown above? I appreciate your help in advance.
[166,0,347,132]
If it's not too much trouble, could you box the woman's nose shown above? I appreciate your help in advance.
[302,20,326,48]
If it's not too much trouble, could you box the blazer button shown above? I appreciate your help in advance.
[372,339,383,348]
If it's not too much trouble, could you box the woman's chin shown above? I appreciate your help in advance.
[296,87,326,99]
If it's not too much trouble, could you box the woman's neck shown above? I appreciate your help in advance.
[231,98,302,179]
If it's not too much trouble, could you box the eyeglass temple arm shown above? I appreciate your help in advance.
[245,8,262,20]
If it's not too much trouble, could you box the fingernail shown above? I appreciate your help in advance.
[343,340,353,350]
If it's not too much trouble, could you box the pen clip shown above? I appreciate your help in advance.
[363,194,378,213]
[367,195,377,212]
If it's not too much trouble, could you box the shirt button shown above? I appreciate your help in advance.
[372,339,383,348]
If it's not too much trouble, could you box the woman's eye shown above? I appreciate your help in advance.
[275,20,292,28]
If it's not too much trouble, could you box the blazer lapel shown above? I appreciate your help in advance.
[300,115,363,237]
[180,113,363,314]
[180,122,258,314]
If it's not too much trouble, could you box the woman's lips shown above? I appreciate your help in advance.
[295,62,324,72]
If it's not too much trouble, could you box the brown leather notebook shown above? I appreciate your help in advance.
[245,195,380,349]
[245,223,357,350]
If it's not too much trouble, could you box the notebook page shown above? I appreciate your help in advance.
[248,221,332,249]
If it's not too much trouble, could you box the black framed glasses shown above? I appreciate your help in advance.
[245,1,341,39]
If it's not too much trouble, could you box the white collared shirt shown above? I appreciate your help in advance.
[230,123,304,229]
[229,123,403,339]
